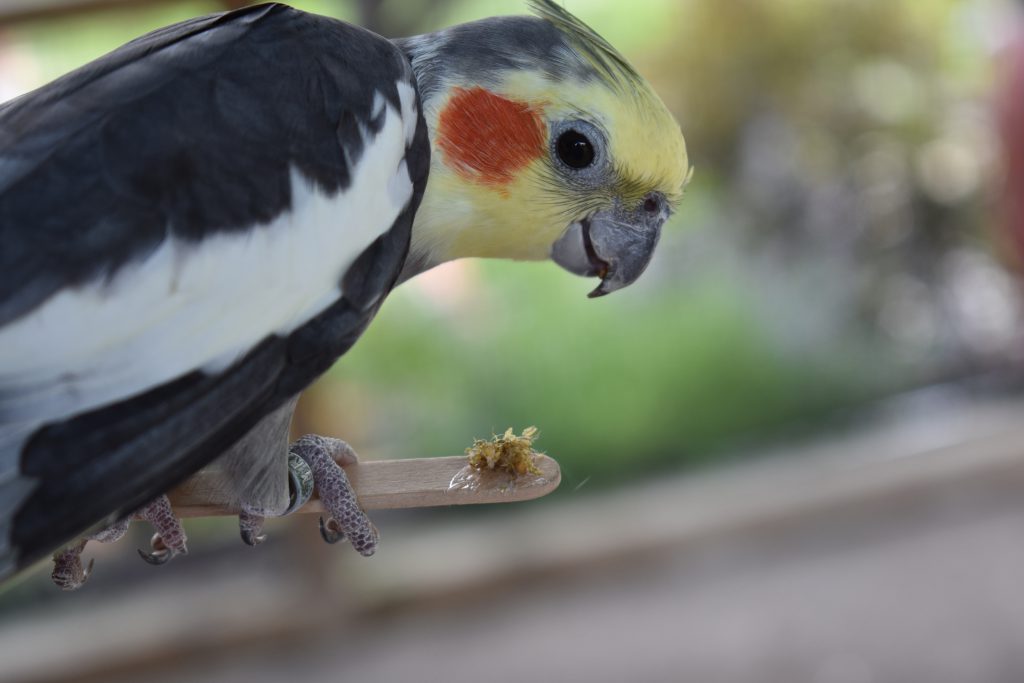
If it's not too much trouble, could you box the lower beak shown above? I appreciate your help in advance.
[550,200,667,298]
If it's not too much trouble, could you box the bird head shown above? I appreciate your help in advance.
[399,0,691,296]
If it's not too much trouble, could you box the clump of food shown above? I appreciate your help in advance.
[466,426,542,476]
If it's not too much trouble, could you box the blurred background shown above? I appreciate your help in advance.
[3,0,1024,681]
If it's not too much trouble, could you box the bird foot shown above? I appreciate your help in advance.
[233,435,377,554]
[133,495,188,565]
[291,434,379,556]
[51,539,93,591]
[236,450,315,545]
[50,495,186,590]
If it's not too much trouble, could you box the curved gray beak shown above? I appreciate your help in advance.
[550,195,668,298]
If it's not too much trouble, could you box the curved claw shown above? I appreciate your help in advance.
[137,533,176,565]
[240,528,267,547]
[319,516,346,545]
[137,547,173,565]
[238,509,267,547]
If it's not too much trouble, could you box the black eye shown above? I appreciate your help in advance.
[556,129,595,169]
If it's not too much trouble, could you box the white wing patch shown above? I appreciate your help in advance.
[396,80,418,145]
[0,84,415,461]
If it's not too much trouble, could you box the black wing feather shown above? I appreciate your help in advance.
[0,2,403,326]
[1,3,430,574]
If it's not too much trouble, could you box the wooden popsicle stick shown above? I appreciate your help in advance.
[168,454,561,518]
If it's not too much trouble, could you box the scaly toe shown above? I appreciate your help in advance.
[135,495,188,556]
[350,522,379,557]
[292,435,378,556]
[51,543,92,591]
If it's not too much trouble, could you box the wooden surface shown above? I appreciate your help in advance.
[168,454,562,517]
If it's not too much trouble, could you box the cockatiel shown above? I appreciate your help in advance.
[0,0,690,588]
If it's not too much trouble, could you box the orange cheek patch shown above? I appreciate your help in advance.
[437,87,546,188]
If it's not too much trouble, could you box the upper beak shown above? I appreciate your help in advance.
[550,194,668,298]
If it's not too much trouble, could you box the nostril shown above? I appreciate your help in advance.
[643,194,661,214]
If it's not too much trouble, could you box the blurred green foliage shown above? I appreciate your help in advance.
[325,255,883,485]
[659,0,981,170]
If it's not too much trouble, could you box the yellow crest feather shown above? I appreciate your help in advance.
[528,0,644,93]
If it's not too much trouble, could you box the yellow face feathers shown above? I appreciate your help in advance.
[405,1,691,275]
[506,73,691,209]
[526,0,691,206]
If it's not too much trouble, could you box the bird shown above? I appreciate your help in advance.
[0,0,690,589]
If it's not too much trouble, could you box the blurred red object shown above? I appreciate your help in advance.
[998,9,1024,273]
